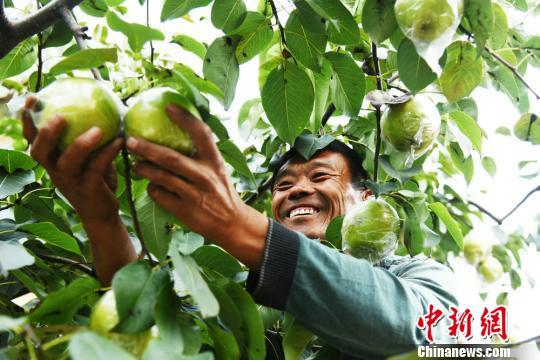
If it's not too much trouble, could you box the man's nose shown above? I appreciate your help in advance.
[288,178,315,200]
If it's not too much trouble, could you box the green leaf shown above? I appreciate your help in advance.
[283,316,316,360]
[308,59,331,132]
[106,11,165,52]
[49,48,117,76]
[171,35,207,60]
[326,51,365,117]
[0,169,34,199]
[301,0,360,45]
[361,0,396,44]
[112,261,169,333]
[16,193,71,234]
[69,332,135,360]
[192,245,243,278]
[464,0,493,55]
[261,61,314,143]
[174,231,205,255]
[507,0,527,11]
[169,237,219,317]
[79,0,108,17]
[29,277,100,324]
[43,21,73,49]
[513,113,539,145]
[481,156,497,177]
[218,139,256,184]
[210,279,265,360]
[495,126,511,136]
[161,0,212,21]
[487,3,508,49]
[136,194,179,261]
[448,143,474,184]
[20,222,81,255]
[232,12,273,64]
[0,241,34,275]
[173,64,224,101]
[293,134,334,160]
[203,36,240,109]
[489,63,529,114]
[510,269,521,289]
[285,9,327,71]
[397,38,436,94]
[0,149,36,173]
[324,215,344,248]
[104,0,125,6]
[429,202,463,250]
[449,111,483,153]
[379,155,423,184]
[211,0,247,34]
[0,37,37,81]
[207,318,241,360]
[440,41,484,102]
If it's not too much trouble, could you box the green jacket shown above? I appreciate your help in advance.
[247,220,459,359]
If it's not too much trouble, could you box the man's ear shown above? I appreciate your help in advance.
[361,188,373,201]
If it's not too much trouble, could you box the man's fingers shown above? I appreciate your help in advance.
[86,138,123,181]
[57,127,104,175]
[126,137,204,183]
[166,105,221,164]
[134,162,193,198]
[21,97,38,142]
[30,116,66,168]
[147,183,185,216]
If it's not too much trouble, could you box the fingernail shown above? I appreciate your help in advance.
[127,137,138,149]
[88,127,101,139]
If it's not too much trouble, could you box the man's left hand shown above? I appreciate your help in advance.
[126,105,268,268]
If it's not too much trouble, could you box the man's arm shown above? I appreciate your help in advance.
[247,220,459,358]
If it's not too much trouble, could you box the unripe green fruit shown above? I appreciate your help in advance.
[36,78,121,150]
[124,87,201,154]
[341,198,400,263]
[381,96,441,159]
[395,0,458,42]
[90,291,151,357]
[478,256,503,283]
[463,235,490,265]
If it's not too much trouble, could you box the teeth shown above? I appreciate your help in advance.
[290,207,316,218]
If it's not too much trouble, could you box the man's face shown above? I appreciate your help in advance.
[271,150,355,239]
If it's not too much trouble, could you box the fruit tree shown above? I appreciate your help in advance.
[0,0,539,358]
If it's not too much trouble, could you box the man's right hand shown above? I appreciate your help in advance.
[21,96,122,224]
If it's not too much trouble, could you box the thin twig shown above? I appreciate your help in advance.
[386,73,398,84]
[35,253,94,275]
[58,6,101,80]
[468,185,540,225]
[268,0,286,46]
[35,0,43,92]
[146,0,154,63]
[0,202,16,211]
[121,142,154,265]
[371,43,383,182]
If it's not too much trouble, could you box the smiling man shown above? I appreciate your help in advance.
[22,102,458,359]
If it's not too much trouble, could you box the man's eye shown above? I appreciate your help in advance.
[276,182,292,190]
[312,173,329,181]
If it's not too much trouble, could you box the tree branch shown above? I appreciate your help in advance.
[58,6,101,80]
[35,253,94,276]
[35,0,44,92]
[371,43,383,183]
[320,103,336,127]
[268,0,286,47]
[468,185,540,225]
[0,0,84,58]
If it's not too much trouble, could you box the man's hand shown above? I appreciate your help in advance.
[21,96,136,285]
[127,105,268,269]
[22,97,122,223]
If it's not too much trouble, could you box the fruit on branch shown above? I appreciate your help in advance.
[463,234,491,265]
[90,290,152,357]
[381,95,441,159]
[341,198,400,263]
[36,78,122,150]
[394,0,462,42]
[124,87,201,154]
[478,256,503,283]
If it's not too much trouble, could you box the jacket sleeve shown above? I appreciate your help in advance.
[246,219,459,358]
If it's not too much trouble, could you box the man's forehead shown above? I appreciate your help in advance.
[275,150,348,178]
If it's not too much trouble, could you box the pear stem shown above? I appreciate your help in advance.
[372,43,383,183]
